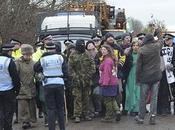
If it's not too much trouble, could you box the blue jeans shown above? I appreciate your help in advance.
[139,82,159,119]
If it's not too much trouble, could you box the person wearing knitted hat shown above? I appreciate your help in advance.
[85,40,102,117]
[68,39,96,123]
[104,32,125,69]
[21,44,34,60]
[120,33,133,115]
[15,44,36,129]
[86,40,98,59]
[121,33,132,49]
[92,35,102,50]
[135,33,163,125]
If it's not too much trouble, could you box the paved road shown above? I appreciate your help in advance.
[13,115,175,130]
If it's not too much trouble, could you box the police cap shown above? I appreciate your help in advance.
[68,44,75,50]
[64,40,74,46]
[42,35,53,42]
[45,42,56,50]
[35,41,43,47]
[10,39,21,45]
[91,34,101,41]
[136,33,146,39]
[163,33,174,40]
[1,44,14,51]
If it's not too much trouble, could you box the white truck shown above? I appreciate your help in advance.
[37,11,101,52]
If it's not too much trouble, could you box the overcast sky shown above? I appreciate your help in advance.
[107,0,175,30]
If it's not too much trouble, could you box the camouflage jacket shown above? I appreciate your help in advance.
[68,51,96,87]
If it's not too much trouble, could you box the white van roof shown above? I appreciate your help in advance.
[41,15,97,30]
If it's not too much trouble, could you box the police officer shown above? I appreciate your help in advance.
[10,39,22,59]
[32,41,45,119]
[158,33,175,115]
[34,42,68,130]
[0,44,21,130]
[32,41,45,62]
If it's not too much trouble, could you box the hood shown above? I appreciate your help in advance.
[143,33,155,44]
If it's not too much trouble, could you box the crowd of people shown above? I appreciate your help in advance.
[0,30,175,130]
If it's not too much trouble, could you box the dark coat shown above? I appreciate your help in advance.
[121,50,133,81]
[136,34,162,84]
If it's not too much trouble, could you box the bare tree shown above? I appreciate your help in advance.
[0,0,62,44]
[143,16,167,34]
[0,0,108,44]
[127,17,144,36]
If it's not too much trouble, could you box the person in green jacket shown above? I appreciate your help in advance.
[125,38,140,116]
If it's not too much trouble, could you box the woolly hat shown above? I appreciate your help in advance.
[143,33,154,44]
[136,33,146,39]
[122,33,130,40]
[85,40,95,49]
[21,44,34,55]
[75,39,85,53]
[105,33,114,40]
[76,39,85,47]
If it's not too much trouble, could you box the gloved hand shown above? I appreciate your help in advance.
[15,89,20,96]
[37,73,45,81]
[13,87,20,96]
[124,47,131,55]
[166,64,174,72]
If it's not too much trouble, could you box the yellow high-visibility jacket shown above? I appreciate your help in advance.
[100,43,126,67]
[12,49,22,60]
[114,49,126,67]
[32,48,45,62]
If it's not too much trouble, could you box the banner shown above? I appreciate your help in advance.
[161,47,175,84]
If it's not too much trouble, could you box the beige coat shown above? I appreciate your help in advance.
[16,57,36,99]
[15,57,37,122]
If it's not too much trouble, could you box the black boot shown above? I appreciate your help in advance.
[22,122,31,129]
[115,111,121,122]
[149,115,156,125]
